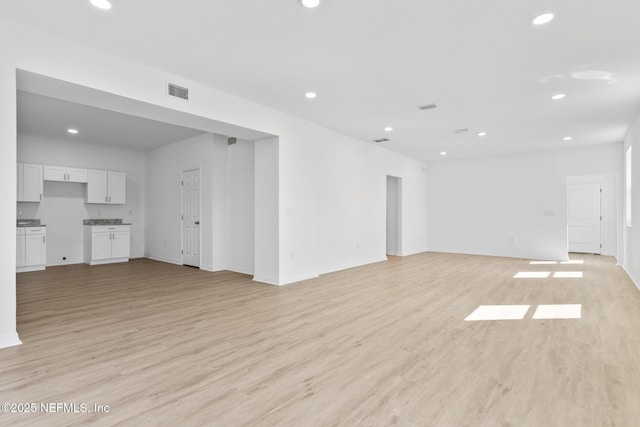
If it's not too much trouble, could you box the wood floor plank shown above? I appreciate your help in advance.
[0,253,639,426]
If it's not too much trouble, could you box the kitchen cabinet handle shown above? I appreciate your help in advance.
[195,221,200,225]
[43,236,46,243]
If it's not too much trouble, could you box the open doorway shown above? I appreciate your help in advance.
[386,175,402,256]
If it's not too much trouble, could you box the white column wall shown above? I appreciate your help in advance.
[623,111,640,288]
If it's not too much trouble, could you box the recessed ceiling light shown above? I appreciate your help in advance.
[563,136,573,141]
[477,132,487,137]
[384,127,393,132]
[305,92,317,99]
[440,152,447,156]
[67,129,79,134]
[299,0,320,8]
[532,13,554,25]
[551,93,566,100]
[90,0,112,10]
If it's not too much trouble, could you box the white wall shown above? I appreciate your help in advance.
[623,111,640,288]
[145,133,256,275]
[0,63,19,348]
[316,129,428,275]
[145,133,217,270]
[17,134,146,265]
[0,17,427,346]
[427,144,622,260]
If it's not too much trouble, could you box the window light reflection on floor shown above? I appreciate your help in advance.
[529,261,558,265]
[532,304,582,319]
[464,305,531,321]
[514,272,551,278]
[553,271,583,278]
[561,260,584,265]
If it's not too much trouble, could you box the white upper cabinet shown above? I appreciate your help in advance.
[17,163,43,202]
[85,169,126,204]
[44,165,88,183]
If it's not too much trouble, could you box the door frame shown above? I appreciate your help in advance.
[181,167,202,268]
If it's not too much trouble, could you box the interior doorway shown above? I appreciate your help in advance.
[182,168,201,267]
[386,175,402,256]
[567,182,602,254]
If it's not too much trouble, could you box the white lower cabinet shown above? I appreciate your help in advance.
[16,227,47,273]
[84,225,130,265]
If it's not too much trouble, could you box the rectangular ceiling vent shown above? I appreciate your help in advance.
[168,83,189,100]
[373,138,390,143]
[453,128,469,134]
[418,103,438,110]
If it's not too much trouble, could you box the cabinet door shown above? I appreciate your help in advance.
[91,232,113,260]
[86,169,109,203]
[108,171,126,204]
[25,234,46,266]
[67,168,88,183]
[111,231,131,259]
[43,165,68,182]
[16,233,26,268]
[21,163,43,202]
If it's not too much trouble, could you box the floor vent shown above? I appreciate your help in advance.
[168,83,189,100]
[453,128,469,134]
[373,138,390,143]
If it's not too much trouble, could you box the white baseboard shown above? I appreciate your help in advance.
[145,255,182,266]
[622,265,640,292]
[253,275,281,286]
[0,332,22,350]
[320,255,389,275]
[399,248,429,257]
[278,271,320,286]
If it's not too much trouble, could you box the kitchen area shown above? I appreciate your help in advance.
[17,161,132,272]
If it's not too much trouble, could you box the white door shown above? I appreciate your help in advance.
[182,168,200,267]
[568,183,602,254]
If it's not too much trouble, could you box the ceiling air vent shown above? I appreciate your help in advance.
[418,103,438,110]
[453,128,469,134]
[168,83,189,100]
[373,138,390,143]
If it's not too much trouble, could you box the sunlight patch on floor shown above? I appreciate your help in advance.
[532,304,582,319]
[464,305,531,321]
[553,271,583,278]
[514,272,551,278]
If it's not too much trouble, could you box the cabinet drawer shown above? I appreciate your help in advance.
[25,227,46,235]
[91,225,130,233]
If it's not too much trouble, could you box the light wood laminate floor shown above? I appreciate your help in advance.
[1,253,640,426]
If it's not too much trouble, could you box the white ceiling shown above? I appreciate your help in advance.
[17,91,205,151]
[4,0,640,160]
